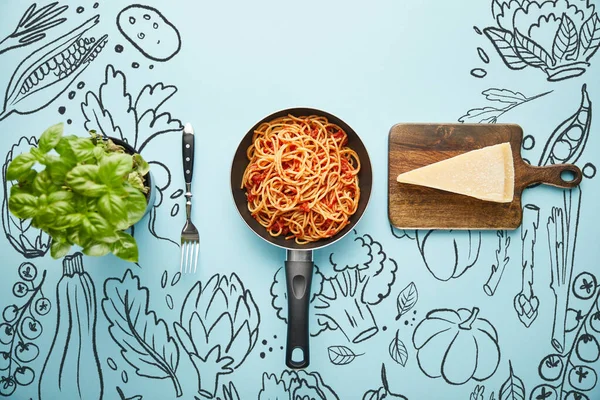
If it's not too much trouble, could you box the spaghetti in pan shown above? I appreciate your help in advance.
[241,115,361,244]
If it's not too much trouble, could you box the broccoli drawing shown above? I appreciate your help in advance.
[270,232,397,343]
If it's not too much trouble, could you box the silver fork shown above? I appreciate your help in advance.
[180,122,199,273]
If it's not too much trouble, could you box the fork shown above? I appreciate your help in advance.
[180,122,199,273]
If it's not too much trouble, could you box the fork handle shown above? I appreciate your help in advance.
[182,123,194,184]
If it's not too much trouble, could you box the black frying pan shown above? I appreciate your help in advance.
[230,107,372,368]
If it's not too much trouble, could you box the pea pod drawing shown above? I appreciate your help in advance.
[539,84,591,167]
[0,14,108,121]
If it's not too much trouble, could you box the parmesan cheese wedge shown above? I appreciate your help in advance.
[396,142,515,203]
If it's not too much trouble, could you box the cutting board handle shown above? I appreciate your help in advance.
[520,162,583,189]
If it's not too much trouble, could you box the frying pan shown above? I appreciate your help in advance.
[230,107,372,368]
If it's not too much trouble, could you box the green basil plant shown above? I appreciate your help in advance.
[6,123,151,262]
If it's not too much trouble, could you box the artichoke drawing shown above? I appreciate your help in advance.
[258,370,339,400]
[485,0,600,81]
[2,136,50,258]
[173,273,260,398]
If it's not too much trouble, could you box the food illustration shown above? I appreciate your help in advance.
[532,272,600,398]
[0,261,49,398]
[539,84,592,167]
[362,364,408,400]
[241,115,360,244]
[459,88,552,124]
[389,329,409,366]
[498,361,525,400]
[258,370,339,400]
[38,253,102,400]
[548,188,581,353]
[514,204,541,328]
[483,0,600,81]
[80,64,184,249]
[0,2,68,56]
[0,15,108,121]
[173,273,260,398]
[102,270,182,397]
[396,142,514,203]
[327,345,364,366]
[0,0,597,399]
[416,229,481,281]
[2,136,50,258]
[412,307,500,385]
[270,232,397,342]
[395,281,418,320]
[116,4,181,62]
[483,230,511,296]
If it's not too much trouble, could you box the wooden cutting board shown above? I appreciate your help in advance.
[388,123,582,230]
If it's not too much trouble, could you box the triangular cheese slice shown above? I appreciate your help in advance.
[396,142,515,203]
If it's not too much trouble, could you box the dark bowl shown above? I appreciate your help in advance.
[109,136,156,216]
[230,107,372,251]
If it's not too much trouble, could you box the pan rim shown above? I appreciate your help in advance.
[229,106,372,251]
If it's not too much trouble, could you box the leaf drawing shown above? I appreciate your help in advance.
[580,13,600,61]
[514,29,554,68]
[498,361,525,400]
[327,345,363,366]
[0,2,68,55]
[483,27,527,69]
[552,14,579,62]
[395,282,418,320]
[389,330,408,366]
[482,89,527,104]
[102,269,182,397]
[459,88,551,124]
[81,64,183,248]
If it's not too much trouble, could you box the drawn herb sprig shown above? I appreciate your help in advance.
[0,262,50,398]
[459,88,552,123]
[102,270,182,397]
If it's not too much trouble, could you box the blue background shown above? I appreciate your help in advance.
[0,0,599,399]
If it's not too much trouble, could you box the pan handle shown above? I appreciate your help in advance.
[285,249,313,369]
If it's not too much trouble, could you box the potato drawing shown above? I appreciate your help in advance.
[117,5,181,61]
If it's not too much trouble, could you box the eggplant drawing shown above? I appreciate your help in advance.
[0,14,108,121]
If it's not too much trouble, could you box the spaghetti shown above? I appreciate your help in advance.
[241,115,361,244]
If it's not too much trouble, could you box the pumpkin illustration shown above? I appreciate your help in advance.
[412,307,500,385]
